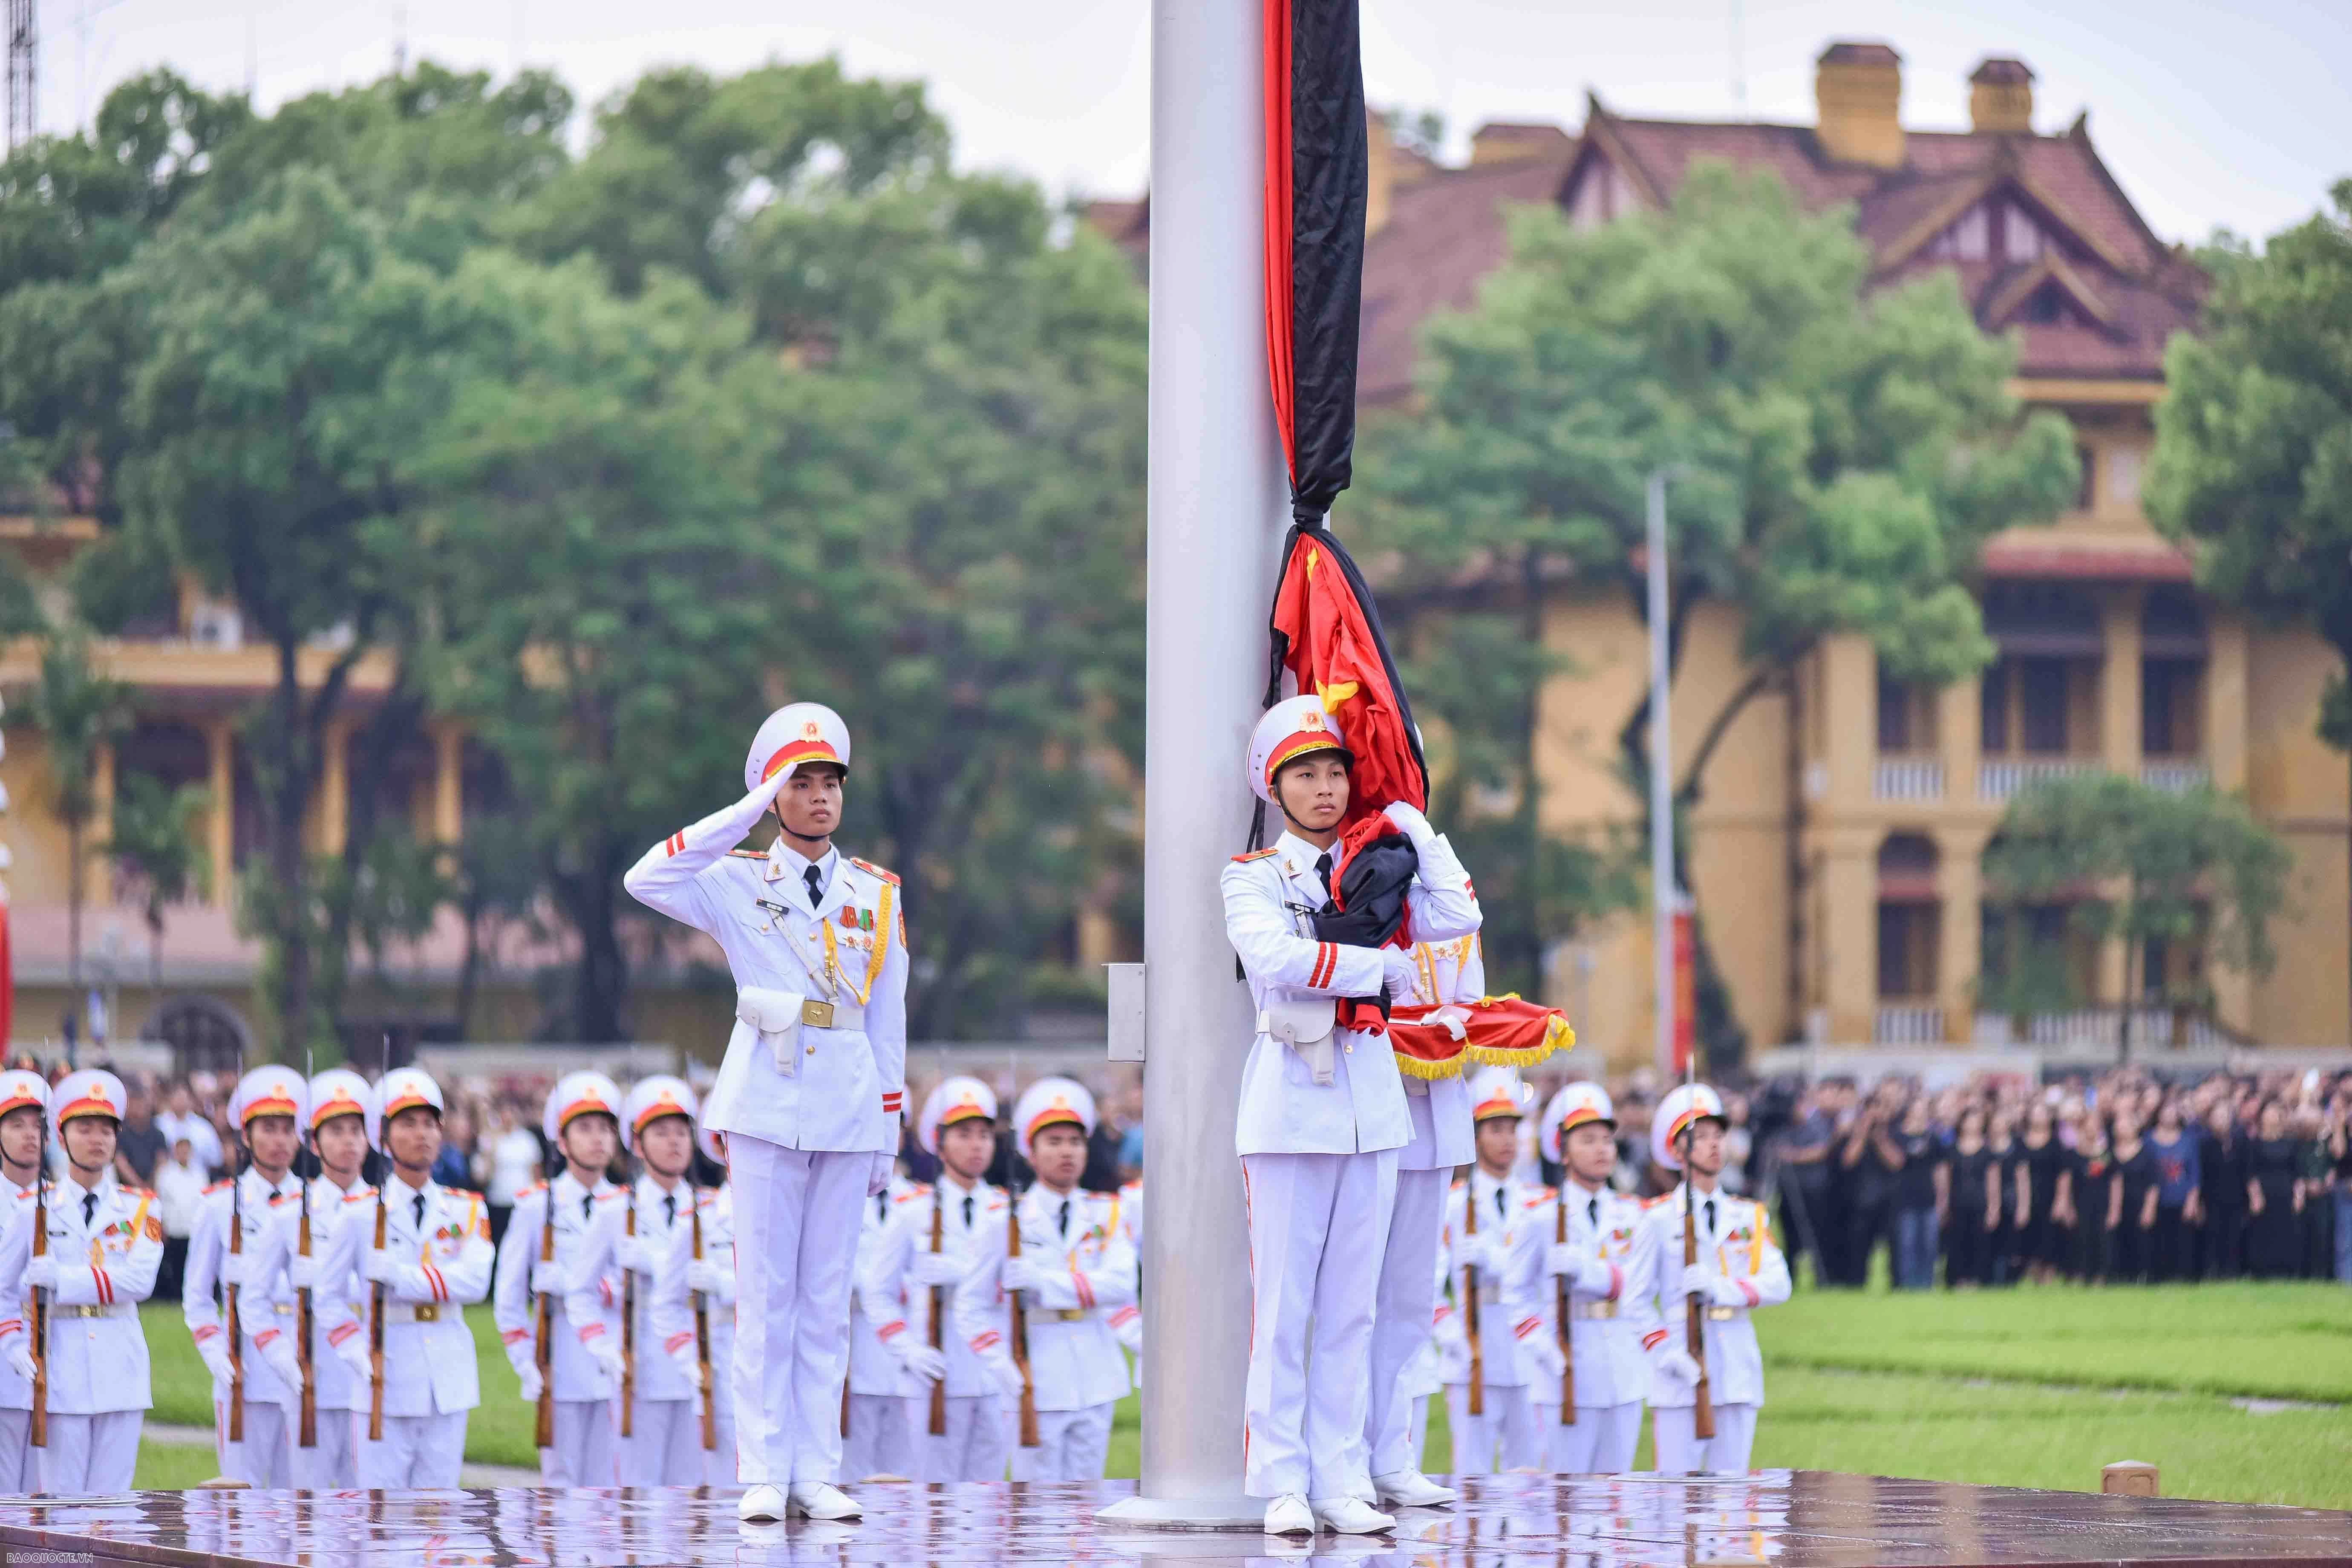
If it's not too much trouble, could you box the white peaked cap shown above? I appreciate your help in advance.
[745,702,852,793]
[50,1068,126,1136]
[371,1069,444,1153]
[917,1075,997,1156]
[1246,694,1352,805]
[1651,1082,1727,1173]
[544,1070,624,1145]
[620,1075,700,1151]
[230,1065,308,1129]
[1539,1081,1617,1164]
[1012,1076,1096,1162]
[0,1067,49,1121]
[306,1069,372,1133]
[1468,1065,1530,1123]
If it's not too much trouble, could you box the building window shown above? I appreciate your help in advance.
[2018,657,2070,753]
[2142,658,2202,756]
[1876,902,1939,999]
[2003,200,2045,262]
[1927,204,1990,261]
[2107,446,2143,507]
[1876,671,1929,751]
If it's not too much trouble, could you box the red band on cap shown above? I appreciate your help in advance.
[761,740,842,782]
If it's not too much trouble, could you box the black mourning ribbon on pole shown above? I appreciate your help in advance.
[1282,0,1368,529]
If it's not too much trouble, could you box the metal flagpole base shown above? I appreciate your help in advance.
[1095,1493,1265,1531]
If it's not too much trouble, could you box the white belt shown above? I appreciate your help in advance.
[49,1303,136,1321]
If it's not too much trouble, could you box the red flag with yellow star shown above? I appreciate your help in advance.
[1267,523,1426,825]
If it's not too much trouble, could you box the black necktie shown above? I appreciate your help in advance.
[1704,1198,1717,1235]
[1493,1187,1506,1221]
[413,1193,427,1229]
[1587,1195,1600,1229]
[82,1191,97,1226]
[581,1191,593,1221]
[963,1194,974,1229]
[664,1193,676,1227]
[804,863,824,907]
[1314,851,1335,898]
[1058,1199,1070,1238]
[876,1193,887,1223]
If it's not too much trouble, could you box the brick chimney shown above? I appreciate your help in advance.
[1969,57,2035,134]
[1814,41,1905,169]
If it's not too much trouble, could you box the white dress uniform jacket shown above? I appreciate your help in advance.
[1222,828,1482,1156]
[1637,1185,1791,1409]
[1435,1170,1547,1389]
[242,1177,371,1415]
[317,1177,495,1416]
[562,1173,700,1407]
[953,1186,1137,1414]
[0,1176,163,1414]
[1533,1181,1658,1410]
[646,1182,738,1482]
[861,1179,1004,1398]
[622,779,908,1153]
[493,1172,623,1400]
[183,1168,308,1408]
[847,1185,910,1400]
[1393,937,1479,1170]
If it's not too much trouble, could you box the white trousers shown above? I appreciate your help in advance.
[908,1392,1007,1483]
[285,1405,360,1490]
[539,1398,614,1485]
[1650,1402,1759,1475]
[839,1391,914,1482]
[357,1408,468,1489]
[615,1395,703,1487]
[729,1138,866,1486]
[1445,1382,1537,1475]
[1006,1401,1115,1482]
[0,1407,36,1493]
[1365,1164,1446,1479]
[37,1410,142,1494]
[1531,1399,1644,1474]
[214,1394,291,1488]
[1240,1148,1397,1500]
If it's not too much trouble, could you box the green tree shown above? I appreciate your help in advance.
[10,627,132,1008]
[99,772,211,1007]
[1983,771,2291,1056]
[1360,162,2078,1049]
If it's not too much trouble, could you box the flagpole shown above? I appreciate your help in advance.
[1649,469,1677,1080]
[1095,0,1284,1532]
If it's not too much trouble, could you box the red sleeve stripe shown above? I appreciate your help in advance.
[600,1279,615,1306]
[329,1323,360,1346]
[882,1092,904,1113]
[194,1324,220,1342]
[666,833,684,856]
[501,1327,529,1345]
[424,1263,450,1303]
[971,1331,1002,1352]
[1308,942,1337,989]
[1108,1306,1139,1326]
[1642,1329,1669,1351]
[0,1319,20,1336]
[1072,1269,1094,1309]
[1738,1279,1759,1307]
[1607,1263,1623,1302]
[254,1328,280,1349]
[877,1321,905,1340]
[1513,1316,1542,1339]
[94,1268,113,1306]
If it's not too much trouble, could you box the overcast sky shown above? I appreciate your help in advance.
[29,0,2349,245]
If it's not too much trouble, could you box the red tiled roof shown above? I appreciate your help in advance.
[1980,538,2194,582]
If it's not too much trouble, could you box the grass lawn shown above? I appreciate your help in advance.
[134,1282,2352,1508]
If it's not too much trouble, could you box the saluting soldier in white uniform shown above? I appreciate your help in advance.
[0,1069,49,1493]
[1640,1083,1791,1476]
[492,1071,625,1487]
[316,1068,495,1489]
[1224,695,1482,1538]
[649,1120,738,1486]
[1364,935,1480,1511]
[839,1167,915,1484]
[859,1076,1006,1484]
[241,1068,375,1489]
[0,1069,162,1494]
[1435,1069,1547,1476]
[954,1078,1136,1482]
[560,1075,707,1485]
[1530,1081,1656,1473]
[182,1065,308,1487]
[623,701,906,1525]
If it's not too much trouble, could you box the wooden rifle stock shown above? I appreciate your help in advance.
[297,1173,316,1448]
[689,1185,717,1452]
[1007,1197,1038,1449]
[619,1189,636,1439]
[28,1117,46,1449]
[1684,1189,1714,1440]
[227,1156,245,1442]
[532,1188,557,1450]
[1461,1182,1484,1418]
[368,1185,389,1441]
[1555,1190,1574,1425]
[925,1184,947,1437]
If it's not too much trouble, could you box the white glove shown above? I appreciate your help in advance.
[1679,1262,1747,1308]
[1382,800,1437,849]
[1548,1245,1615,1295]
[672,1353,706,1393]
[288,1254,319,1292]
[911,1251,964,1288]
[981,1351,1026,1398]
[1001,1257,1051,1295]
[23,1256,58,1293]
[1431,1311,1466,1352]
[516,1363,544,1404]
[3,1340,35,1383]
[1654,1347,1703,1388]
[362,1248,405,1287]
[582,1334,624,1384]
[893,1340,946,1385]
[258,1332,303,1389]
[198,1336,237,1387]
[868,1150,896,1197]
[219,1251,249,1288]
[1461,1231,1508,1277]
[334,1334,372,1383]
[614,1236,652,1276]
[1525,1335,1566,1379]
[1380,948,1421,998]
[686,1259,728,1297]
[530,1258,565,1294]
[1113,1313,1143,1353]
